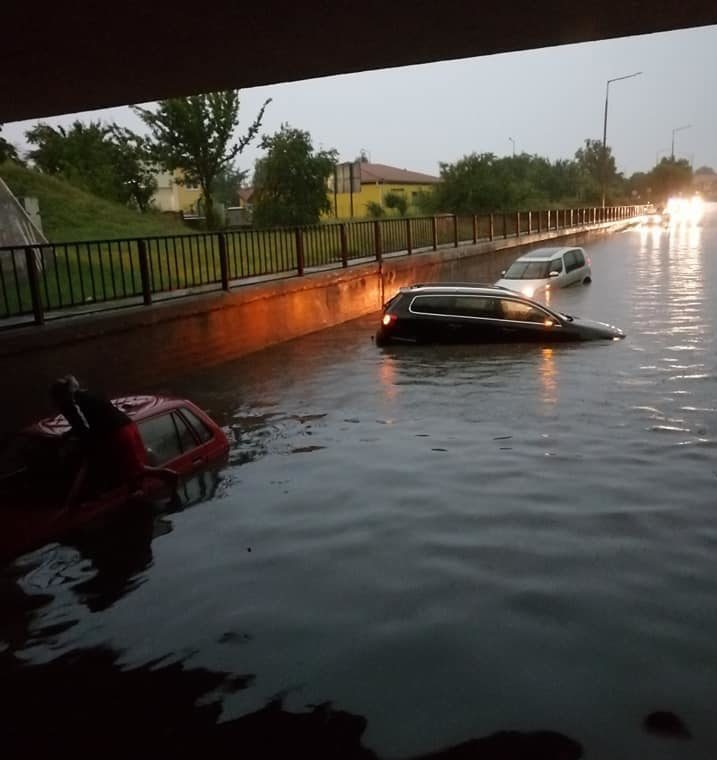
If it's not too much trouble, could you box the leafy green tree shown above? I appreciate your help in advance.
[648,158,693,202]
[134,91,270,228]
[425,153,546,214]
[107,126,157,211]
[574,138,624,203]
[212,163,249,207]
[25,121,156,210]
[383,191,408,216]
[252,124,337,227]
[0,125,20,163]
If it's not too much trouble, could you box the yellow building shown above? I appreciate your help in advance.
[151,169,203,213]
[328,162,440,219]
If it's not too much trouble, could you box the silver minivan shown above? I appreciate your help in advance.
[494,246,592,298]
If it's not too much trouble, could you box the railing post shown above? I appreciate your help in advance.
[24,246,44,325]
[556,209,560,232]
[217,232,230,291]
[374,220,383,262]
[528,211,532,235]
[546,209,551,231]
[570,209,574,227]
[516,211,521,239]
[453,214,458,247]
[472,214,477,244]
[137,238,152,306]
[431,216,438,251]
[489,213,494,241]
[406,218,413,256]
[295,227,305,276]
[503,213,508,239]
[340,223,349,267]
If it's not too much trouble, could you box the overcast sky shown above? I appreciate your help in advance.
[4,25,716,178]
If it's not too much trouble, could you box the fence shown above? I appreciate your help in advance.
[0,206,644,327]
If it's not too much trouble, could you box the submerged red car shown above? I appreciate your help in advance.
[0,396,229,564]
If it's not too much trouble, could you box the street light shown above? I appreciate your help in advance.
[602,71,642,208]
[508,137,515,157]
[671,125,692,160]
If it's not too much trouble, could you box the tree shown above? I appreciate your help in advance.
[0,124,20,163]
[648,158,692,201]
[252,124,337,227]
[134,91,270,227]
[574,138,623,203]
[25,120,156,210]
[383,191,408,216]
[212,163,249,207]
[106,126,158,211]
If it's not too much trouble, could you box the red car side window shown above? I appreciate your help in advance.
[181,409,214,444]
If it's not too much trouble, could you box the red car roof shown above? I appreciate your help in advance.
[27,396,183,438]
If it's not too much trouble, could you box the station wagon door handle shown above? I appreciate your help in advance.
[192,457,205,468]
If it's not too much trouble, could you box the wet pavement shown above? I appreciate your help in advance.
[2,207,717,759]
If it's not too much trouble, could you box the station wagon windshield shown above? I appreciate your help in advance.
[504,261,555,279]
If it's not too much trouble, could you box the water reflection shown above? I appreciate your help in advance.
[539,347,558,406]
[2,469,225,655]
[1,639,584,760]
[378,354,398,401]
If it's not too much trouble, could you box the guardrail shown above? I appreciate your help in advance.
[0,205,644,327]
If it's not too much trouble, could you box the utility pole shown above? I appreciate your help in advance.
[671,125,692,161]
[508,137,515,157]
[601,71,642,208]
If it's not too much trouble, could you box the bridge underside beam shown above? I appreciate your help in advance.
[3,0,717,123]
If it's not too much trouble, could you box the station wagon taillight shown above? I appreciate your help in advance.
[382,313,397,326]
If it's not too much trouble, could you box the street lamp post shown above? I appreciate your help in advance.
[508,137,515,157]
[671,125,692,160]
[601,71,642,208]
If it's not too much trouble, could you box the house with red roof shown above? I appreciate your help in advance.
[328,161,440,218]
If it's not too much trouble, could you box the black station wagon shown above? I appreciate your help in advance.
[375,284,625,346]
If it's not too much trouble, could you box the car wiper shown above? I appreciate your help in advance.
[559,312,574,322]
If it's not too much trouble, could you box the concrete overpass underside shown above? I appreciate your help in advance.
[3,0,717,123]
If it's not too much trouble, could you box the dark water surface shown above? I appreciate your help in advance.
[3,208,717,758]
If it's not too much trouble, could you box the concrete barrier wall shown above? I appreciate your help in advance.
[1,223,624,433]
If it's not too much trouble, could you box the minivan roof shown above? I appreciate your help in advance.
[518,247,573,260]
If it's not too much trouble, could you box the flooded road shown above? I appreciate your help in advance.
[3,207,717,758]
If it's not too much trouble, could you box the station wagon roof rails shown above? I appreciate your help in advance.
[406,282,510,290]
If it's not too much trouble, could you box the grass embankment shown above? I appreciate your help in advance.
[0,162,189,242]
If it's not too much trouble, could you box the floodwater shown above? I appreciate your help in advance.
[2,206,717,759]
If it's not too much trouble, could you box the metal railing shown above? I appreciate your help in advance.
[0,205,644,327]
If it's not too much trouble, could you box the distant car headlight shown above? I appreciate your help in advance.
[522,286,534,297]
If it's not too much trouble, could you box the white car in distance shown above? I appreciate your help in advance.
[495,246,592,298]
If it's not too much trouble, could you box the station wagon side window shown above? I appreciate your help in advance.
[497,299,549,323]
[181,408,214,444]
[573,250,585,267]
[138,412,198,465]
[563,251,578,272]
[451,296,500,318]
[410,295,457,315]
[550,258,563,274]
